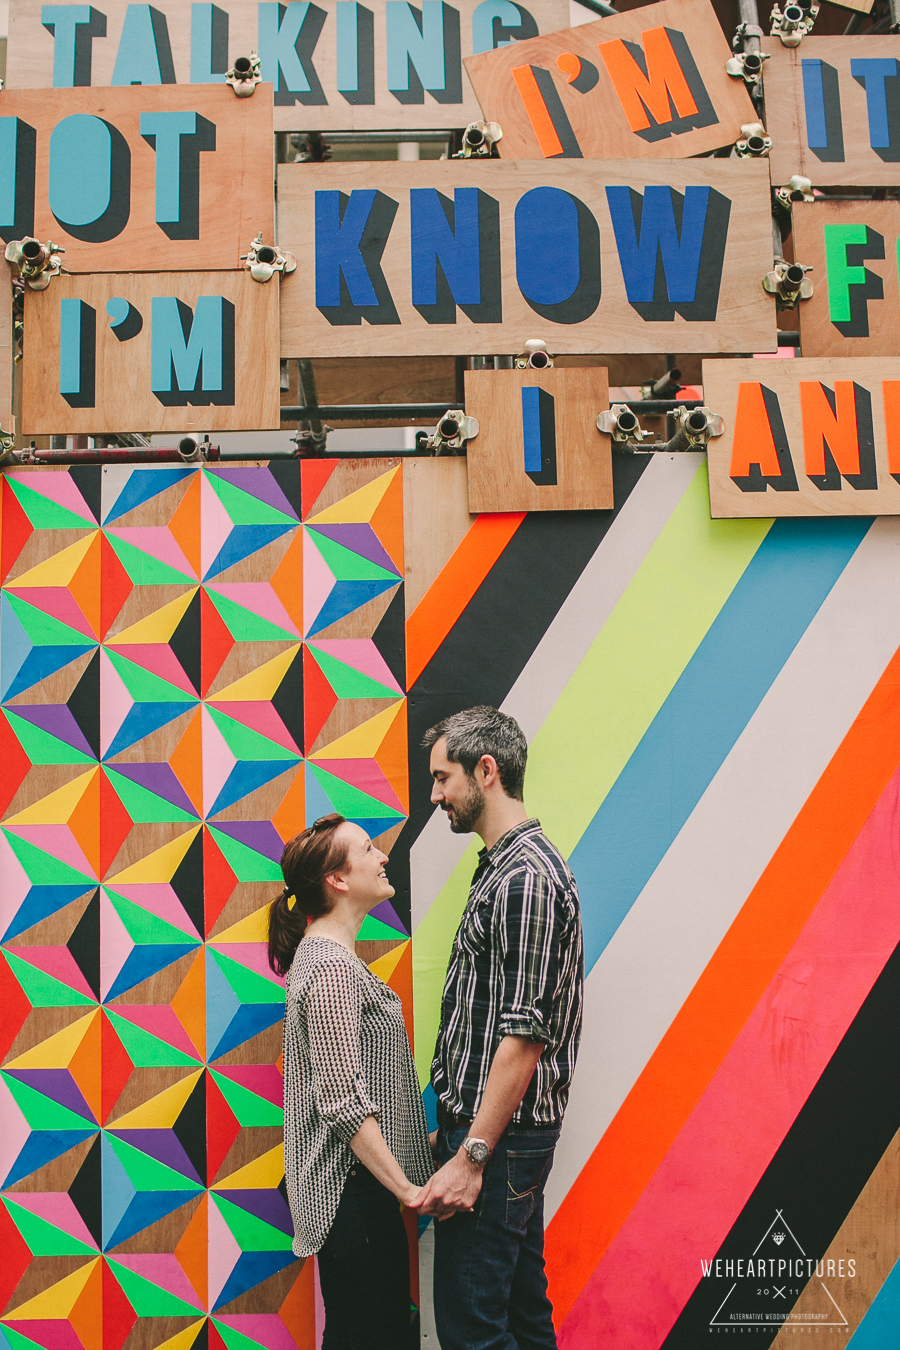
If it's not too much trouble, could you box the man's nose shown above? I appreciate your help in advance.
[431,782,442,803]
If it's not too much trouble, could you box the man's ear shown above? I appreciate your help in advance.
[479,754,501,789]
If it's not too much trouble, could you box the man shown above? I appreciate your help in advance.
[410,706,583,1350]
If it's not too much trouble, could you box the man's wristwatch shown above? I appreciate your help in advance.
[462,1136,492,1166]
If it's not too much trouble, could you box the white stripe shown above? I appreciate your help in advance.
[546,515,900,1220]
[410,453,703,932]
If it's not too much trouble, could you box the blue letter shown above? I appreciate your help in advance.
[0,118,37,240]
[258,3,327,105]
[471,0,535,55]
[386,1,462,105]
[151,295,235,405]
[515,186,601,323]
[851,58,900,157]
[60,298,96,407]
[49,114,130,241]
[191,3,229,83]
[42,5,107,86]
[336,1,374,104]
[606,184,730,321]
[141,111,216,239]
[315,188,400,325]
[521,385,557,486]
[801,59,844,162]
[411,187,480,306]
[111,5,176,84]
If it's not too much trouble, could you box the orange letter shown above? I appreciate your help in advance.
[729,382,798,491]
[598,27,698,133]
[800,381,860,477]
[883,380,900,476]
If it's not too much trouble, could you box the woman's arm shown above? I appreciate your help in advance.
[349,1115,422,1205]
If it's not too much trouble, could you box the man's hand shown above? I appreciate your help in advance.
[428,1129,439,1160]
[408,1150,482,1220]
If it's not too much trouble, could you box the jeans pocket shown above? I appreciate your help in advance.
[506,1145,555,1235]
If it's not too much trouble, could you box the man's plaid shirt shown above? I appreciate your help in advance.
[431,818,584,1127]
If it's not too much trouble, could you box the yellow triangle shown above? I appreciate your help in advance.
[106,588,199,646]
[7,532,99,588]
[152,1320,207,1350]
[4,767,98,825]
[368,939,409,983]
[210,904,269,944]
[311,700,404,762]
[210,644,301,702]
[107,826,201,883]
[6,1010,98,1069]
[306,464,401,525]
[107,1068,204,1129]
[4,1258,99,1319]
[213,1143,284,1191]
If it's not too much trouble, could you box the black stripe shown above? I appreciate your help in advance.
[406,453,653,845]
[662,936,900,1346]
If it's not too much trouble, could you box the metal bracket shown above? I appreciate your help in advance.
[5,238,65,289]
[453,121,503,158]
[241,232,297,282]
[735,121,772,157]
[424,410,480,455]
[597,404,650,445]
[726,50,769,87]
[775,175,815,212]
[770,3,818,46]
[226,53,261,96]
[514,339,555,370]
[763,260,813,309]
[663,406,725,451]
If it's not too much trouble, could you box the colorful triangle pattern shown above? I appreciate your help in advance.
[1,462,409,1349]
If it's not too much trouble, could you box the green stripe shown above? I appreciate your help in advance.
[411,464,772,1081]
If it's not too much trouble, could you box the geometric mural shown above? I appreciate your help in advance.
[1,460,413,1350]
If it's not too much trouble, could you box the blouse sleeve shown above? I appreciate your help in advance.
[303,957,380,1144]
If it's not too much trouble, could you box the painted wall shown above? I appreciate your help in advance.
[2,456,900,1350]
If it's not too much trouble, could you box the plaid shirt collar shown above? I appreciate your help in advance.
[477,818,542,870]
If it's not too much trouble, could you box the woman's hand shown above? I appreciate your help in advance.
[402,1183,424,1208]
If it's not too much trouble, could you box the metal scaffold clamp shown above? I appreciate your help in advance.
[770,2,818,47]
[453,122,503,158]
[597,405,650,446]
[725,49,769,89]
[763,260,814,308]
[423,411,480,455]
[515,339,555,370]
[242,233,297,282]
[735,122,772,158]
[5,238,65,289]
[226,53,262,96]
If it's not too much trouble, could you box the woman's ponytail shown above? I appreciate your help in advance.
[267,814,349,976]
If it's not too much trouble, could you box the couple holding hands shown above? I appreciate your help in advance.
[267,707,584,1350]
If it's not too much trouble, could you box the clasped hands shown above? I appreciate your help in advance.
[405,1146,483,1220]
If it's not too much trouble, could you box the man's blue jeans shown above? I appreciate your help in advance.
[432,1122,561,1350]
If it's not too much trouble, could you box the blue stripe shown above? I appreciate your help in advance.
[570,516,872,977]
[848,1253,900,1346]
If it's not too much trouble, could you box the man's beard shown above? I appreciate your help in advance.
[446,777,484,833]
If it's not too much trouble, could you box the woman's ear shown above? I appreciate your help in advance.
[324,871,350,896]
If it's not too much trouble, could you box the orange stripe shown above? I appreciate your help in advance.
[405,513,525,688]
[511,65,565,159]
[547,640,900,1327]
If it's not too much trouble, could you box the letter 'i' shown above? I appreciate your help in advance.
[521,385,558,486]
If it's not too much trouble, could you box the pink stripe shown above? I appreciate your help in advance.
[205,702,299,754]
[110,1254,201,1307]
[207,583,300,637]
[5,1322,86,1350]
[10,472,96,523]
[5,946,95,1002]
[99,649,133,760]
[561,762,900,1350]
[106,527,196,579]
[200,473,234,580]
[108,645,197,697]
[4,588,96,638]
[4,825,95,878]
[309,639,402,693]
[311,759,405,814]
[214,1316,297,1350]
[213,1065,284,1107]
[4,1193,97,1248]
[208,942,285,988]
[110,1005,198,1059]
[110,884,200,940]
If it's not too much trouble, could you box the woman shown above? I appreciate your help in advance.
[268,813,432,1349]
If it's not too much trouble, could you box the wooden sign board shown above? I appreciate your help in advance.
[0,84,274,272]
[764,37,900,188]
[704,357,900,518]
[6,0,569,135]
[464,0,756,163]
[277,158,777,358]
[465,367,612,512]
[21,270,280,434]
[792,200,900,358]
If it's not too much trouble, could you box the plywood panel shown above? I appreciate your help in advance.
[278,158,777,357]
[0,263,13,433]
[21,270,280,434]
[402,456,471,614]
[465,0,755,163]
[465,366,612,512]
[704,356,900,517]
[764,37,900,188]
[792,199,900,359]
[6,0,568,134]
[0,84,274,272]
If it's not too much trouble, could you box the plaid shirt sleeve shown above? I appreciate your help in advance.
[495,869,560,1044]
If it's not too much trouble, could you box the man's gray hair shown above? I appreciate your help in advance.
[423,706,527,801]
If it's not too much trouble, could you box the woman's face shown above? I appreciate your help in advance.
[336,822,395,909]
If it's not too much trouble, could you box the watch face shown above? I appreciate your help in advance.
[466,1139,491,1165]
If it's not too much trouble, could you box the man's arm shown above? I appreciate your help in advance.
[410,1034,542,1218]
